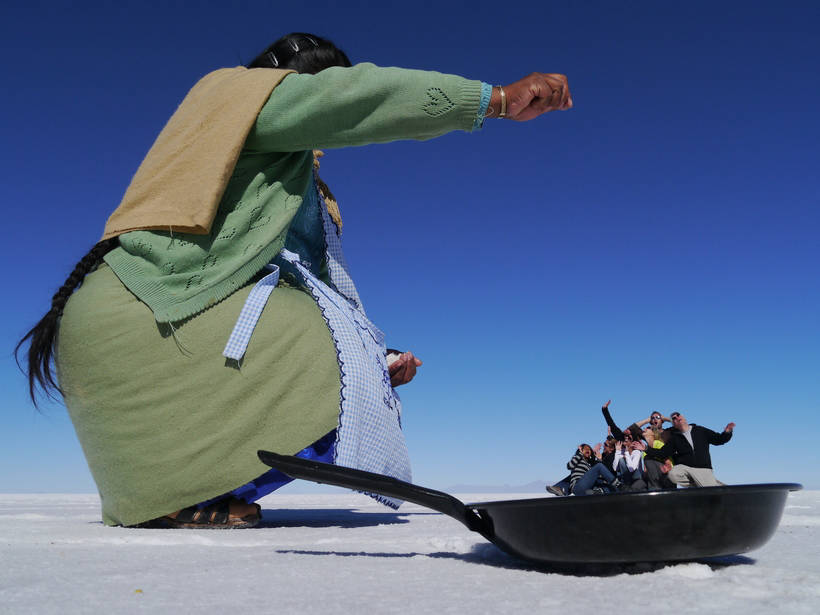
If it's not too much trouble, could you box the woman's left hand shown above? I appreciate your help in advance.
[388,351,423,387]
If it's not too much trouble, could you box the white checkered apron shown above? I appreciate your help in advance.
[223,177,411,507]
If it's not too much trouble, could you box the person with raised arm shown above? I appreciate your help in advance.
[17,32,572,528]
[644,412,735,487]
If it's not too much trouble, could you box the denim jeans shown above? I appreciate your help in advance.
[616,458,643,484]
[572,463,617,496]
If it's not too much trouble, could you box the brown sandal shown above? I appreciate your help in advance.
[137,498,261,529]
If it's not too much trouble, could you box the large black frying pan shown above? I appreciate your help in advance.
[258,450,801,564]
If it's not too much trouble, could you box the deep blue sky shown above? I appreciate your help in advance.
[2,1,818,493]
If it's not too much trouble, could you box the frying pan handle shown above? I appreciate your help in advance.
[257,450,492,537]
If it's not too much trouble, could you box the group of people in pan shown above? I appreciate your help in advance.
[546,401,736,497]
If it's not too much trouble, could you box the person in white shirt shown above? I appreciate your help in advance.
[612,431,647,491]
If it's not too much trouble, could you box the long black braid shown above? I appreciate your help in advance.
[16,238,118,406]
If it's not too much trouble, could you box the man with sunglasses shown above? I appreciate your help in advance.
[645,411,735,487]
[647,412,671,431]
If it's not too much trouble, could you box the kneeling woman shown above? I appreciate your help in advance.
[17,33,572,527]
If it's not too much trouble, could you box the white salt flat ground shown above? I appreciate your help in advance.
[1,490,818,614]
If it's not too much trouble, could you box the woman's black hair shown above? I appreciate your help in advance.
[16,239,118,406]
[246,32,351,74]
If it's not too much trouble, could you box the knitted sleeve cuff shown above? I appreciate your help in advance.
[472,82,493,131]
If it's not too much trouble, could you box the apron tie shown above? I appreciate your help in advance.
[222,264,280,361]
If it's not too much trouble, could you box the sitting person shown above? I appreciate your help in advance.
[600,400,643,442]
[613,434,647,491]
[601,401,674,444]
[644,412,735,487]
[547,436,617,496]
[601,435,617,470]
[567,443,623,496]
[642,425,676,490]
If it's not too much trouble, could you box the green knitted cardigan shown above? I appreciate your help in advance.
[104,63,484,322]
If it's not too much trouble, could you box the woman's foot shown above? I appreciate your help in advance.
[138,498,261,529]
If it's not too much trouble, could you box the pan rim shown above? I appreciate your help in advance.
[466,482,802,509]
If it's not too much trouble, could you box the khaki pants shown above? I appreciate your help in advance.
[667,464,725,487]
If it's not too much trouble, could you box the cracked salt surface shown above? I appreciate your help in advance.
[0,491,817,614]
